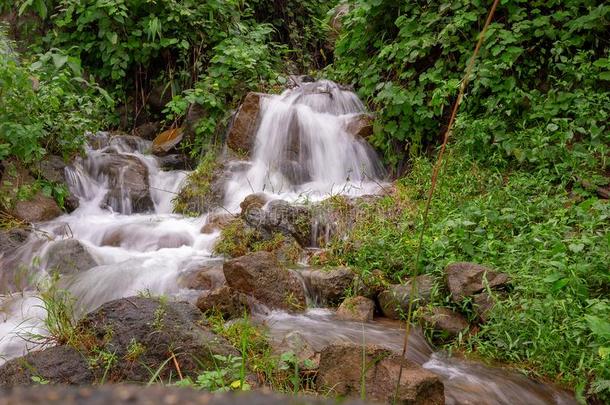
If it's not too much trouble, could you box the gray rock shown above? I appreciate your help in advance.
[444,262,510,302]
[378,275,435,320]
[224,252,306,311]
[301,267,355,306]
[420,307,470,339]
[44,239,98,274]
[0,346,93,388]
[336,296,375,322]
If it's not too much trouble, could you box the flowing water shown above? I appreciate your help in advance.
[0,81,575,404]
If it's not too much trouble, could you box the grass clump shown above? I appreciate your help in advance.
[323,141,609,400]
[173,153,222,216]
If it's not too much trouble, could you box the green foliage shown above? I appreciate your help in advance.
[325,144,610,400]
[163,23,283,155]
[175,354,250,392]
[0,28,113,163]
[330,1,610,175]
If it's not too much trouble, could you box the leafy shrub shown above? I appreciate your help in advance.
[0,27,112,163]
[330,0,610,177]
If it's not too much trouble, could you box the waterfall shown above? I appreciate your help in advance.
[224,80,386,211]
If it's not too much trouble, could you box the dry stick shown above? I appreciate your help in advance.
[392,0,500,402]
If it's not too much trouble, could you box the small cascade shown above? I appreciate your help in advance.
[224,80,386,211]
[0,80,577,404]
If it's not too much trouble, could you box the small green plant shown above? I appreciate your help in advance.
[175,354,249,392]
[125,339,146,362]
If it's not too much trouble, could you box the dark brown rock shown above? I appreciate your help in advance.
[336,296,375,322]
[444,262,510,302]
[226,92,267,155]
[239,193,269,214]
[0,346,93,388]
[196,286,254,320]
[344,114,374,140]
[317,344,444,404]
[378,275,434,320]
[243,200,313,247]
[301,267,355,306]
[13,193,61,223]
[177,260,226,290]
[201,213,235,234]
[77,296,238,382]
[223,252,306,311]
[420,307,470,339]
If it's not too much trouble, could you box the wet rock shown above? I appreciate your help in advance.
[378,275,434,320]
[132,121,160,140]
[420,307,470,339]
[317,344,444,404]
[196,286,254,319]
[78,296,238,382]
[44,239,98,274]
[152,127,184,155]
[201,213,235,234]
[243,200,313,247]
[173,160,226,215]
[177,260,226,290]
[301,267,355,306]
[0,346,93,387]
[157,153,191,170]
[0,228,30,257]
[226,92,267,155]
[37,155,68,184]
[275,331,319,370]
[13,193,62,223]
[224,252,306,311]
[0,385,371,405]
[344,114,374,140]
[336,296,375,322]
[239,193,269,214]
[98,153,154,213]
[444,262,510,302]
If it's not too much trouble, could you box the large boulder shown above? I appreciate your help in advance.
[0,346,93,387]
[226,92,267,155]
[378,275,434,320]
[223,252,306,311]
[444,262,510,303]
[13,193,62,223]
[196,286,255,320]
[43,239,99,275]
[95,153,154,214]
[0,385,371,405]
[300,267,355,306]
[336,296,375,322]
[243,200,313,247]
[0,228,30,257]
[317,344,444,404]
[177,259,226,290]
[420,307,470,339]
[76,297,238,382]
[36,155,79,212]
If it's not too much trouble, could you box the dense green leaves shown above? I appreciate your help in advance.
[330,0,610,178]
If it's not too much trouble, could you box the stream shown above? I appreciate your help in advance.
[0,81,576,404]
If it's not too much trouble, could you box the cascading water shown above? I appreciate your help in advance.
[0,81,575,404]
[224,80,386,211]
